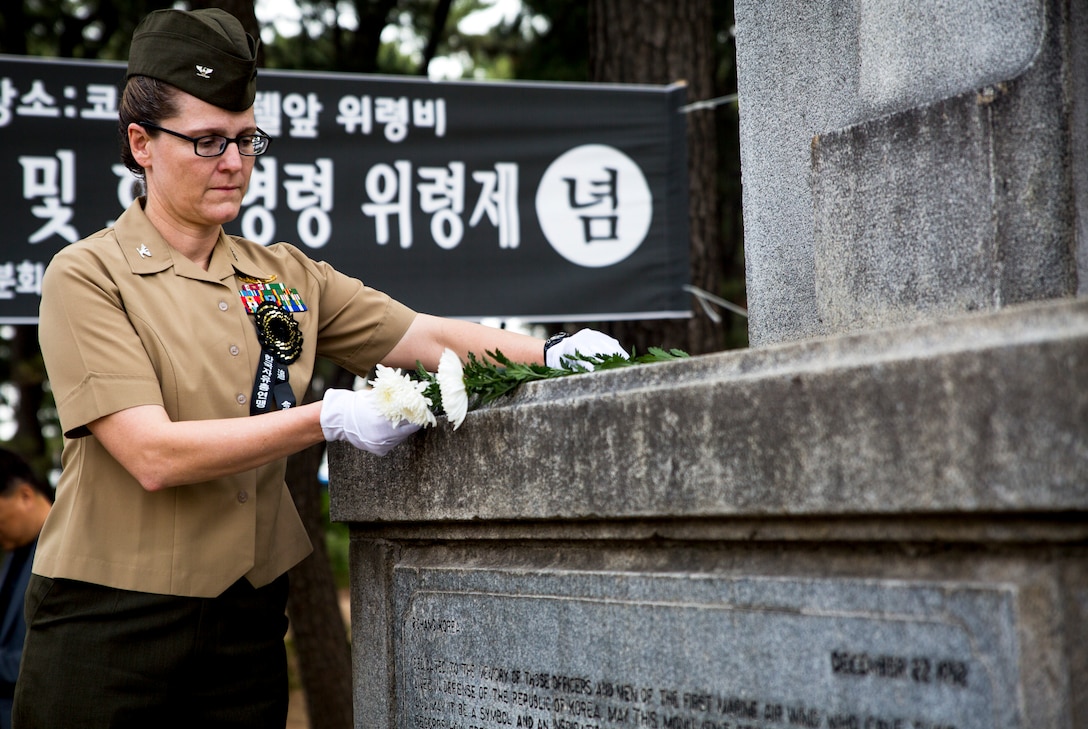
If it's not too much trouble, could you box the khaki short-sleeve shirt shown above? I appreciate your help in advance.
[36,199,416,597]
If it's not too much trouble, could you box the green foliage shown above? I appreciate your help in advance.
[455,0,587,81]
[0,0,174,59]
[260,0,499,77]
[416,347,690,416]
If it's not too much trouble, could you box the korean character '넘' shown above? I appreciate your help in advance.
[374,97,409,142]
[417,162,465,250]
[17,80,59,118]
[412,99,446,138]
[361,161,413,248]
[336,95,372,135]
[566,166,619,211]
[283,92,323,138]
[564,166,619,243]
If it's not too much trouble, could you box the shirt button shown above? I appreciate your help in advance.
[229,345,240,356]
[218,300,229,311]
[237,490,249,504]
[236,393,247,405]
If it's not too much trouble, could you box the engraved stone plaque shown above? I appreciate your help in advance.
[394,569,1022,729]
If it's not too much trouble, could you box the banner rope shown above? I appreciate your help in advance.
[678,93,738,113]
[683,284,747,323]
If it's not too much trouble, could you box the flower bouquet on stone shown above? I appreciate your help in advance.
[367,346,689,431]
[367,364,437,428]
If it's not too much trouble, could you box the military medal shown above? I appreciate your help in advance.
[242,280,307,415]
[238,281,307,314]
[253,302,303,364]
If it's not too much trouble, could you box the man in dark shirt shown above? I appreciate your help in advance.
[0,449,52,729]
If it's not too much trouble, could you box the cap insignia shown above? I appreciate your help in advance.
[195,65,214,79]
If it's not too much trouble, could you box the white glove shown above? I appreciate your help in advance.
[320,388,421,456]
[544,328,628,371]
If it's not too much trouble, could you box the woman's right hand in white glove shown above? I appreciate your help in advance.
[319,388,420,456]
[544,328,628,371]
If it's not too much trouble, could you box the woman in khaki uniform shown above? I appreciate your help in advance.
[14,9,623,728]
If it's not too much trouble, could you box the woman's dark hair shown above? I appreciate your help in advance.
[0,448,53,503]
[118,75,181,178]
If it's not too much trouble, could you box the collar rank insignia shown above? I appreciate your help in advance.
[136,244,152,258]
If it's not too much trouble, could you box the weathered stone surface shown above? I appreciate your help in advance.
[331,299,1088,524]
[811,84,1077,334]
[343,534,1084,729]
[332,300,1087,729]
[733,0,1086,345]
[396,570,1022,729]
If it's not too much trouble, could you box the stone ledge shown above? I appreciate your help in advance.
[330,298,1088,524]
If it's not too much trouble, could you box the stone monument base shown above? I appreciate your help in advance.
[330,298,1087,729]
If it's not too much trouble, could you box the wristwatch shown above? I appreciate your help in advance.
[543,331,570,359]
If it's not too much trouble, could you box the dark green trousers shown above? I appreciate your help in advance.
[12,574,289,729]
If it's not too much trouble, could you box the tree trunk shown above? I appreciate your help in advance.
[0,2,27,55]
[348,0,400,73]
[285,367,357,729]
[587,0,724,355]
[419,0,455,75]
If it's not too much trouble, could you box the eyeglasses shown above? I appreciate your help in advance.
[137,121,271,157]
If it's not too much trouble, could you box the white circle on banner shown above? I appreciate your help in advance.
[535,144,653,268]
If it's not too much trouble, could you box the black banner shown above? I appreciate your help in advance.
[0,55,690,324]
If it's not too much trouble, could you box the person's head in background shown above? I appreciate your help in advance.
[0,449,53,552]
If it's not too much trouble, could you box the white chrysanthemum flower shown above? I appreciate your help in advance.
[436,348,469,430]
[368,364,436,427]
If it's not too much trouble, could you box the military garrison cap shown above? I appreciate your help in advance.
[127,8,259,112]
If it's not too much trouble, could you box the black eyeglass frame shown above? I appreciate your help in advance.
[136,121,272,157]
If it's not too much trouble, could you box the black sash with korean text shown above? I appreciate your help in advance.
[242,283,307,415]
